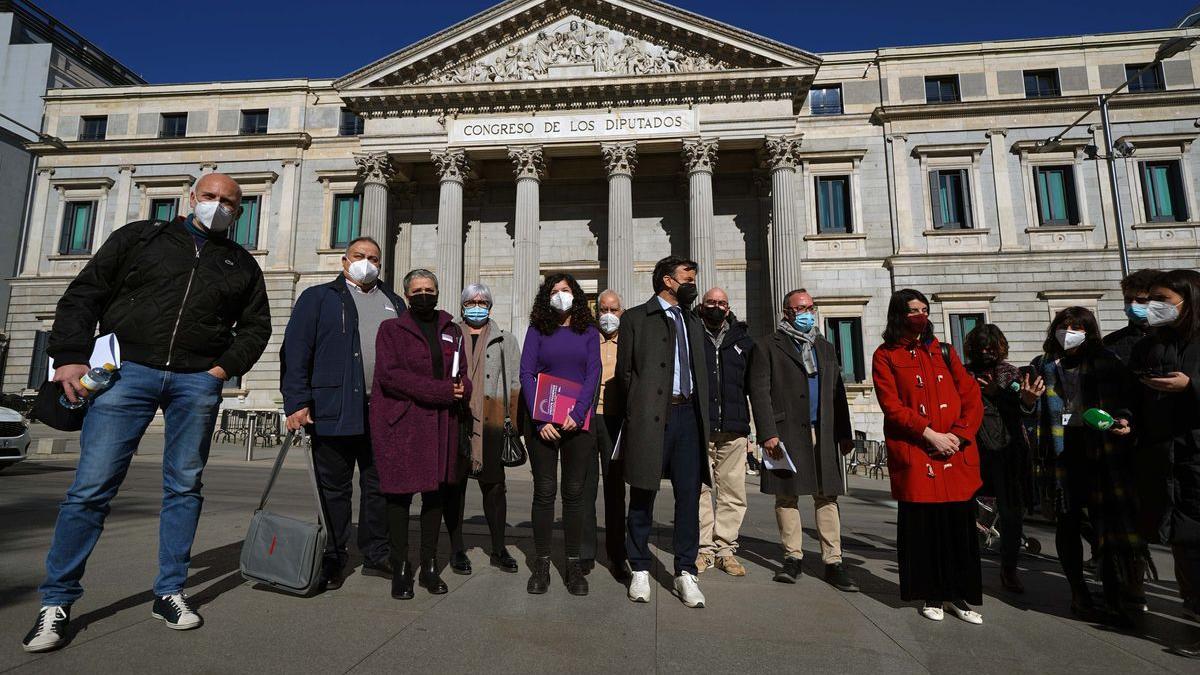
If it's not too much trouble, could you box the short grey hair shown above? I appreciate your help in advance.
[402,268,439,294]
[343,236,381,258]
[461,282,493,308]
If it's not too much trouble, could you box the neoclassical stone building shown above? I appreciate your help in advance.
[6,0,1200,436]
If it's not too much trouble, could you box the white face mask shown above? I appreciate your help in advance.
[1146,300,1182,327]
[193,199,235,233]
[550,291,574,313]
[1055,328,1087,351]
[346,258,380,285]
[599,313,620,335]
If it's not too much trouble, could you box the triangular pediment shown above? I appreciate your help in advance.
[335,0,820,90]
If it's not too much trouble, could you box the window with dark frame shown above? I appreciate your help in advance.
[1033,165,1079,226]
[815,175,853,233]
[924,75,960,103]
[229,195,260,249]
[1126,63,1165,93]
[239,109,269,135]
[338,108,365,136]
[159,112,188,138]
[223,375,242,390]
[79,116,107,141]
[331,193,362,248]
[1140,160,1189,223]
[1023,69,1061,98]
[929,169,972,229]
[27,330,50,390]
[825,317,866,384]
[59,201,96,255]
[949,313,986,362]
[809,85,843,115]
[150,198,178,222]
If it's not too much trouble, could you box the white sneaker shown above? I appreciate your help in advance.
[919,605,944,621]
[152,593,203,630]
[673,572,706,608]
[22,606,70,653]
[945,603,983,625]
[628,571,651,603]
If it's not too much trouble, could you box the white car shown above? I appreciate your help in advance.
[0,407,31,472]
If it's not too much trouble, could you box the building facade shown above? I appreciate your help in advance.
[4,0,1200,437]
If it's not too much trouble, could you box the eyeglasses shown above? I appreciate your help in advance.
[703,301,729,309]
[789,305,814,313]
[463,300,489,308]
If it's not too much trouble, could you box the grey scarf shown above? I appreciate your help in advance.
[778,320,818,375]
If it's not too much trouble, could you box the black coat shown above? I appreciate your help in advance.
[700,318,754,435]
[1104,323,1151,364]
[748,330,853,497]
[615,296,712,492]
[48,218,271,376]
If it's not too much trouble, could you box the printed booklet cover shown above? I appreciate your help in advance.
[533,373,592,431]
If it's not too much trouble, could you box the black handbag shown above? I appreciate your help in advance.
[498,345,527,468]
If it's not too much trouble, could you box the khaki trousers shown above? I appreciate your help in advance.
[698,432,748,557]
[775,494,842,564]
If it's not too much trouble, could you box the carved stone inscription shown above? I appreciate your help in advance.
[448,109,696,144]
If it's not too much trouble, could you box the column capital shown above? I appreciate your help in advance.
[431,148,470,183]
[508,145,546,180]
[199,162,218,173]
[117,165,136,174]
[985,128,1008,139]
[601,141,638,177]
[355,152,395,186]
[763,135,803,170]
[885,133,908,144]
[681,138,718,174]
[280,158,301,167]
[36,167,56,178]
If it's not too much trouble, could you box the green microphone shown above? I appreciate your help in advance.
[1082,408,1115,431]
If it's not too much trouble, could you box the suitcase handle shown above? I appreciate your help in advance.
[256,430,326,529]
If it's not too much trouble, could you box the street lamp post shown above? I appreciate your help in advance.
[1098,94,1132,277]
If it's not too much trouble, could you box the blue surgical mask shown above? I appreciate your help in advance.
[463,306,489,325]
[793,312,816,333]
[1125,302,1149,325]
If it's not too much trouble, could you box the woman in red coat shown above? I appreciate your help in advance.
[872,289,984,623]
[370,269,471,600]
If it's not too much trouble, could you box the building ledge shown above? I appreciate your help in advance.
[804,232,867,241]
[1131,221,1199,229]
[922,228,990,236]
[1024,224,1095,233]
[872,90,1200,124]
[27,133,313,157]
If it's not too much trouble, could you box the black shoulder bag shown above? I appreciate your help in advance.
[499,343,527,468]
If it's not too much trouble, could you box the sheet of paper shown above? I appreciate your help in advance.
[47,333,122,380]
[761,441,797,476]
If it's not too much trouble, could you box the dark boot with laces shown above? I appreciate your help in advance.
[22,605,70,653]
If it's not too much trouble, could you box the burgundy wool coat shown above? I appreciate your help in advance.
[369,309,472,495]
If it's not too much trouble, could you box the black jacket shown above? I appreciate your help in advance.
[700,318,754,435]
[1103,322,1151,364]
[48,218,271,376]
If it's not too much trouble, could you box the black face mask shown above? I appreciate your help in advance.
[409,293,438,315]
[699,305,727,325]
[673,281,699,307]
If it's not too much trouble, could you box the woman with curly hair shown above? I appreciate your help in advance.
[519,273,601,596]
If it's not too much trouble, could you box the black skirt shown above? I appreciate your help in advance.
[897,500,983,605]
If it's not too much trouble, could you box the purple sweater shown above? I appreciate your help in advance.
[520,324,601,426]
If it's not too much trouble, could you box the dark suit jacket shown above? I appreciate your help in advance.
[615,296,712,491]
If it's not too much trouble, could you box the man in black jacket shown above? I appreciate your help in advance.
[1104,268,1161,364]
[695,287,754,577]
[23,173,270,654]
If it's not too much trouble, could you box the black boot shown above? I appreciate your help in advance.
[419,558,448,595]
[527,556,551,595]
[566,559,589,596]
[450,550,473,575]
[490,547,519,573]
[391,561,414,600]
[774,557,802,584]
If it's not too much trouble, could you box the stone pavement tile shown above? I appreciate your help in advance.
[655,630,929,674]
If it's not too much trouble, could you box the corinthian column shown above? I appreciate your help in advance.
[602,141,637,304]
[432,148,470,312]
[764,135,804,307]
[354,152,393,246]
[682,138,719,282]
[508,145,546,336]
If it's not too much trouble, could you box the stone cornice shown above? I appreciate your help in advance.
[26,132,312,157]
[910,142,988,159]
[871,89,1200,124]
[133,174,195,187]
[50,176,114,190]
[1113,132,1198,152]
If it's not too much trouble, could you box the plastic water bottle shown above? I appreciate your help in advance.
[59,363,118,409]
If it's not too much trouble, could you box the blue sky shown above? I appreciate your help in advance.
[36,0,1192,83]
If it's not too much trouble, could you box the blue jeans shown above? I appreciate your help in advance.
[39,361,223,606]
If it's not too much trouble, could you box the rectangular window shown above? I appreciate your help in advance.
[27,330,50,390]
[1140,160,1189,223]
[79,116,107,141]
[159,113,188,138]
[925,75,960,103]
[809,85,843,115]
[331,194,362,248]
[239,109,269,135]
[929,169,972,229]
[1126,63,1165,93]
[815,175,853,233]
[229,195,260,249]
[825,317,865,384]
[1033,165,1079,226]
[59,201,96,255]
[223,375,242,390]
[149,198,178,222]
[949,313,986,361]
[338,108,365,136]
[1023,69,1060,98]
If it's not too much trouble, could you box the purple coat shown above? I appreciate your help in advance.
[370,310,472,495]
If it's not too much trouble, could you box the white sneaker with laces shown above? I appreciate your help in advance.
[628,570,651,603]
[22,606,70,653]
[152,593,203,630]
[945,603,983,625]
[919,605,944,621]
[673,572,706,608]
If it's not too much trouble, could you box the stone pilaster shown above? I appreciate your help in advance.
[682,138,719,283]
[21,168,54,275]
[986,129,1019,252]
[107,166,136,245]
[508,145,546,336]
[432,148,470,312]
[355,152,393,247]
[886,133,917,254]
[764,135,803,308]
[272,159,300,270]
[602,141,637,304]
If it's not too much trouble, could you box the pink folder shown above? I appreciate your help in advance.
[532,373,592,431]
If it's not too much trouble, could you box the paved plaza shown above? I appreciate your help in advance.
[1,432,1197,674]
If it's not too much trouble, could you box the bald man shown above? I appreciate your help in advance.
[25,172,271,653]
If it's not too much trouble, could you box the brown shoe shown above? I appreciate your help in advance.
[715,555,747,577]
[696,553,714,573]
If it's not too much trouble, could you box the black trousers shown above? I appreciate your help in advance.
[583,414,626,565]
[528,427,595,559]
[443,478,509,554]
[626,402,703,576]
[386,486,448,564]
[311,433,389,569]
